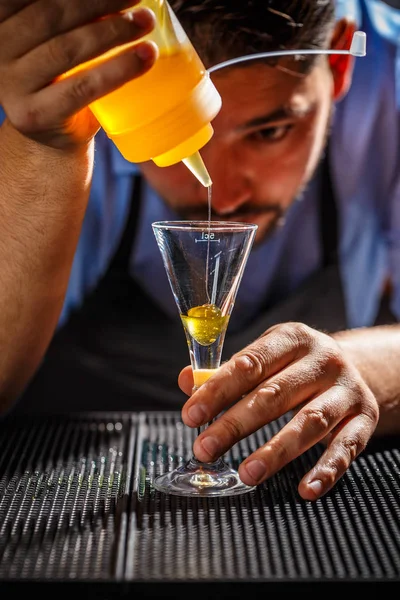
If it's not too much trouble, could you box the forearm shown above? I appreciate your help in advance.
[0,120,93,412]
[332,324,400,436]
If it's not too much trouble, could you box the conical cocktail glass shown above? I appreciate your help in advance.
[152,220,258,497]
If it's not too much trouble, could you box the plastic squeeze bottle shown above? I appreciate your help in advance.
[62,1,221,187]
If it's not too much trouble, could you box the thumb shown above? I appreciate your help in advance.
[178,366,194,396]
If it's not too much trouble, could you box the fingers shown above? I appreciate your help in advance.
[1,0,142,59]
[9,42,157,140]
[178,366,194,396]
[0,0,33,23]
[237,395,378,500]
[0,1,157,145]
[297,412,377,500]
[16,8,157,94]
[182,323,314,427]
[192,378,353,463]
[180,322,380,501]
[182,323,344,429]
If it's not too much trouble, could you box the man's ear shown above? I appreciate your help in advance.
[328,18,356,101]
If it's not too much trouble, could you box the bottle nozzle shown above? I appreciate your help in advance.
[350,31,367,57]
[208,31,367,73]
[182,152,212,187]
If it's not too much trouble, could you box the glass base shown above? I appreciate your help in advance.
[153,457,256,497]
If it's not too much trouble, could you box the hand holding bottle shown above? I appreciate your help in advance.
[0,0,158,150]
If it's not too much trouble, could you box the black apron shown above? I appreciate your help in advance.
[12,153,396,415]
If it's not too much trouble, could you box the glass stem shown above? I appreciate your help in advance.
[192,385,214,436]
[191,384,216,462]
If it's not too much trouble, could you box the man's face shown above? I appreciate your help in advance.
[140,58,337,244]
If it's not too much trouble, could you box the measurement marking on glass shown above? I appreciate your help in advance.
[195,235,221,243]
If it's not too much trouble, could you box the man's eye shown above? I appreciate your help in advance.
[250,124,292,142]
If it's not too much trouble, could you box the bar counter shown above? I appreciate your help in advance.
[0,411,399,596]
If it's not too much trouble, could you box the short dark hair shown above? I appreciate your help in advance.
[169,0,336,70]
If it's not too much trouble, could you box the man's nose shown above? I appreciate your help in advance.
[209,170,253,216]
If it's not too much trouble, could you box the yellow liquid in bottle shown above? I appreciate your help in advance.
[61,41,218,187]
[181,304,229,347]
[89,44,204,133]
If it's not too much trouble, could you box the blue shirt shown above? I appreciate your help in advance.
[1,0,400,331]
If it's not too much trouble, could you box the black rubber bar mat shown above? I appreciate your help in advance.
[0,411,399,595]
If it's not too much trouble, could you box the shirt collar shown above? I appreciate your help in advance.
[364,0,400,44]
[335,0,400,43]
[336,1,400,107]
